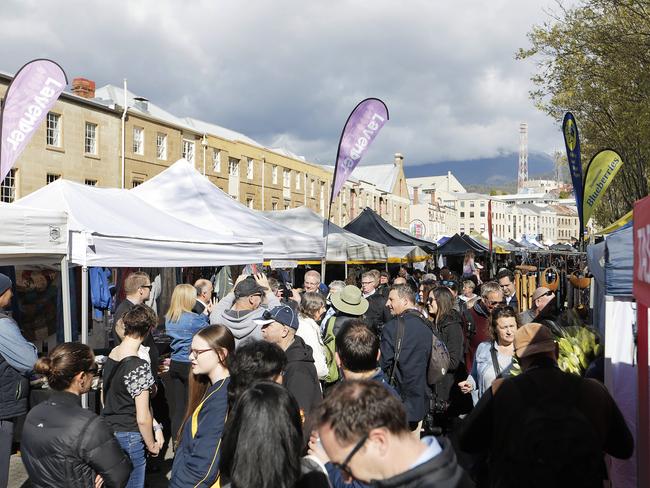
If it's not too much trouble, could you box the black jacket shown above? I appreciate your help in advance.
[373,437,472,488]
[432,310,465,403]
[364,292,392,335]
[284,335,322,414]
[380,309,433,423]
[21,391,132,488]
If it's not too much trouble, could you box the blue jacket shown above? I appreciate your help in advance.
[166,312,209,363]
[170,377,229,488]
[380,309,433,423]
[0,312,38,419]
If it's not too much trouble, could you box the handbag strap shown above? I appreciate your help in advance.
[490,344,502,378]
[388,315,406,385]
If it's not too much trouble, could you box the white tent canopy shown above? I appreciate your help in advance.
[131,160,325,261]
[18,179,264,267]
[261,206,388,262]
[0,203,68,265]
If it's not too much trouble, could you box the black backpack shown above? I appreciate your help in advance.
[502,374,603,488]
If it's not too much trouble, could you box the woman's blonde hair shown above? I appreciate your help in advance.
[166,284,197,322]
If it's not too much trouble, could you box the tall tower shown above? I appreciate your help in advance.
[517,122,528,193]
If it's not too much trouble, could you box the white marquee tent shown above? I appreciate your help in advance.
[261,206,388,263]
[131,160,325,261]
[17,179,264,344]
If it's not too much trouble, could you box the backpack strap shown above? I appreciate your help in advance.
[388,315,406,386]
[490,344,502,378]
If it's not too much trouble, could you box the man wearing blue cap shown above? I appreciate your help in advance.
[0,273,38,486]
[256,305,322,414]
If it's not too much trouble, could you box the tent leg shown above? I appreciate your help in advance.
[60,256,72,342]
[385,262,388,272]
[321,259,326,284]
[81,265,89,409]
[344,262,348,279]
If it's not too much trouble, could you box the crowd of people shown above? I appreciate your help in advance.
[0,257,635,487]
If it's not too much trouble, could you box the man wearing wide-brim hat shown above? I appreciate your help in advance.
[459,323,633,488]
[328,285,369,337]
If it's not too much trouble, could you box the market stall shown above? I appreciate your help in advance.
[261,206,387,263]
[131,159,325,261]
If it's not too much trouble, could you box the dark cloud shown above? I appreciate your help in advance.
[0,0,566,167]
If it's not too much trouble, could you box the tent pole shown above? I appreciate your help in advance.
[81,264,89,409]
[344,261,348,279]
[321,258,326,284]
[60,256,72,342]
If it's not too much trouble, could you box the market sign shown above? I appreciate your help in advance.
[634,194,650,305]
[409,219,426,239]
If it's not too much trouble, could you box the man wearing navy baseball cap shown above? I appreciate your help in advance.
[256,305,322,413]
[0,273,38,486]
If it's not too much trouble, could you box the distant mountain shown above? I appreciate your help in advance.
[403,151,556,186]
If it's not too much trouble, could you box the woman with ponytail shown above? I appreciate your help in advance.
[170,324,235,488]
[21,343,132,488]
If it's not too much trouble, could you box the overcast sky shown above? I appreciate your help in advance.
[1,0,568,167]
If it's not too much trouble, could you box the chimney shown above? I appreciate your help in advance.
[133,96,149,112]
[71,78,96,99]
[412,186,419,204]
[394,153,404,167]
[429,189,437,205]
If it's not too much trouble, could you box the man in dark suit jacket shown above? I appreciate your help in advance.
[497,269,518,312]
[380,284,433,432]
[192,279,214,315]
[361,271,391,336]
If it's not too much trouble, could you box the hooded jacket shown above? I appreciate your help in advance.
[210,291,280,346]
[284,335,322,414]
[373,437,472,488]
[21,391,132,488]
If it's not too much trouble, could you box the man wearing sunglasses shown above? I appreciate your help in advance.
[518,287,554,325]
[313,380,471,487]
[463,281,503,372]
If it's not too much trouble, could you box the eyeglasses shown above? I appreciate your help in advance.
[190,348,213,358]
[486,300,502,306]
[331,433,369,480]
[441,280,455,287]
[85,365,98,375]
[535,291,554,300]
[427,298,435,305]
[140,284,153,290]
[361,281,374,285]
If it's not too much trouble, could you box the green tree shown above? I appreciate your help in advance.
[517,0,650,226]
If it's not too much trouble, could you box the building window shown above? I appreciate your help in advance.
[460,225,465,233]
[460,212,465,218]
[470,201,475,208]
[131,179,143,188]
[156,133,167,160]
[247,158,254,180]
[46,173,61,185]
[84,179,97,186]
[480,201,485,207]
[132,127,144,155]
[246,197,254,209]
[295,172,301,190]
[460,201,465,208]
[213,149,221,172]
[310,179,315,197]
[470,211,475,218]
[283,169,290,188]
[229,158,240,177]
[182,139,195,164]
[84,122,97,154]
[272,165,278,184]
[480,224,486,232]
[480,211,485,218]
[1,169,16,203]
[46,113,62,147]
[272,201,278,211]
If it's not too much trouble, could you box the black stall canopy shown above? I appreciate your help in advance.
[344,208,437,254]
[437,233,488,256]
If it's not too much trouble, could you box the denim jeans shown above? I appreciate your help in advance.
[115,431,146,488]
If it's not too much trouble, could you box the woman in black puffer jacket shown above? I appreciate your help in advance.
[426,286,466,426]
[21,343,132,488]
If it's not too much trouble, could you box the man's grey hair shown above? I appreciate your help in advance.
[305,269,321,283]
[328,280,346,294]
[422,273,437,282]
[390,284,415,304]
[194,278,212,295]
[480,281,503,298]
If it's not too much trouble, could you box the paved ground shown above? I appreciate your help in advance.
[9,444,175,487]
